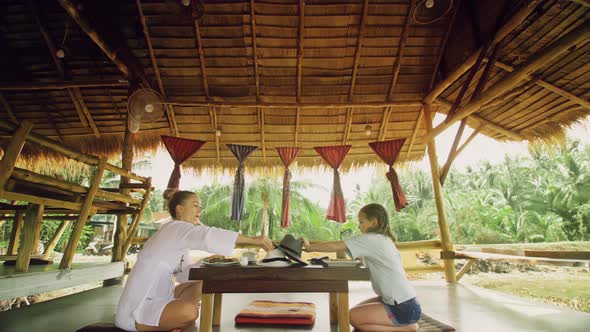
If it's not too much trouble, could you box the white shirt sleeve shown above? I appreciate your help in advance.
[344,233,373,259]
[179,224,239,257]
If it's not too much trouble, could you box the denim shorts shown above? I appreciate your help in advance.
[383,297,421,326]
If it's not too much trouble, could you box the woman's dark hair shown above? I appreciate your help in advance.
[167,190,197,219]
[359,203,397,243]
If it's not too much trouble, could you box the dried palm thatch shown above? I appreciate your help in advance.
[0,0,588,175]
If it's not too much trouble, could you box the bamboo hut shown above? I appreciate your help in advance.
[0,0,589,330]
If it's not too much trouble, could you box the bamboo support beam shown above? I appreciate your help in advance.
[72,88,100,137]
[342,108,353,144]
[387,0,415,99]
[60,158,107,269]
[11,168,141,204]
[67,88,89,128]
[136,0,178,135]
[440,125,482,183]
[43,220,71,255]
[124,178,152,252]
[348,0,369,100]
[0,118,148,182]
[209,109,221,163]
[0,93,17,123]
[0,121,33,194]
[424,0,542,104]
[250,0,260,99]
[0,80,127,91]
[396,239,442,250]
[377,107,392,141]
[423,104,456,283]
[169,100,422,109]
[16,204,44,272]
[455,258,476,281]
[7,211,24,255]
[0,191,84,211]
[568,0,590,7]
[113,128,134,262]
[494,60,590,111]
[192,8,210,99]
[259,108,266,162]
[425,23,590,142]
[295,0,304,146]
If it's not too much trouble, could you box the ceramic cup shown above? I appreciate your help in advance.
[239,255,249,266]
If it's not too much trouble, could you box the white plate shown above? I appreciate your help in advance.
[325,260,361,267]
[202,259,239,267]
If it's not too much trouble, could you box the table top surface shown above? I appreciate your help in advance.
[189,264,370,281]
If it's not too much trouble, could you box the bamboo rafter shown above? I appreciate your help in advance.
[250,0,266,161]
[192,7,210,99]
[0,80,128,91]
[168,101,422,108]
[424,0,543,104]
[295,0,305,146]
[136,0,178,136]
[0,93,17,123]
[425,23,590,142]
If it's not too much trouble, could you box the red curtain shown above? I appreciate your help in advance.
[314,145,351,223]
[276,147,302,228]
[368,138,408,211]
[161,136,206,190]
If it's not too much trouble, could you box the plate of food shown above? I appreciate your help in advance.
[325,258,361,267]
[202,255,239,267]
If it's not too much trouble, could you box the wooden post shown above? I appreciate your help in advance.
[337,291,350,332]
[123,178,153,253]
[43,220,71,255]
[60,158,107,269]
[212,293,222,326]
[7,211,24,255]
[15,204,44,272]
[32,211,44,255]
[0,121,33,194]
[423,104,457,283]
[200,293,214,332]
[329,292,338,324]
[113,127,135,262]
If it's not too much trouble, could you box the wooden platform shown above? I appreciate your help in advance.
[0,262,123,301]
[1,280,589,332]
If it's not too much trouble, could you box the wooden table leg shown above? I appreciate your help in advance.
[337,291,350,332]
[199,293,214,332]
[212,293,222,326]
[329,292,338,324]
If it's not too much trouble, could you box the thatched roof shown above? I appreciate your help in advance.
[0,0,588,172]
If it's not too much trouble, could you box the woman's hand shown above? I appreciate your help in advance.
[301,238,312,252]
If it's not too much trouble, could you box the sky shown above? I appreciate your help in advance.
[140,114,590,206]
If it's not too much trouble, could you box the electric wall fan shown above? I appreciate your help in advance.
[127,88,166,133]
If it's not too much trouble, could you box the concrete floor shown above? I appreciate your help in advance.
[1,280,590,331]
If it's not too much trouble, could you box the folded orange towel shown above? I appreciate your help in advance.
[235,300,316,326]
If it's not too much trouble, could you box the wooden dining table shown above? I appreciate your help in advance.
[189,264,370,332]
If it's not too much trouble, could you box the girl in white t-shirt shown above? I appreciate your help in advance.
[115,190,274,331]
[303,203,421,332]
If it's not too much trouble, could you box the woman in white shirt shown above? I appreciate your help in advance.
[115,190,273,331]
[303,203,421,332]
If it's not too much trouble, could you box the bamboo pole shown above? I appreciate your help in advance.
[7,211,23,255]
[136,0,178,135]
[349,0,370,100]
[123,178,152,253]
[0,80,127,91]
[168,101,422,108]
[425,23,590,142]
[16,204,44,272]
[423,104,456,283]
[113,128,135,262]
[192,6,210,99]
[424,0,543,104]
[1,191,84,211]
[44,220,71,255]
[440,125,482,183]
[250,0,260,99]
[32,210,44,255]
[396,239,442,250]
[0,121,33,195]
[456,259,476,281]
[60,158,107,269]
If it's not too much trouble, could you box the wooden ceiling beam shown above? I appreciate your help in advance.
[494,60,590,111]
[295,0,305,146]
[348,0,369,101]
[136,0,178,136]
[425,23,590,142]
[208,108,220,163]
[57,0,148,87]
[192,9,210,99]
[168,101,421,108]
[405,0,459,160]
[424,0,543,104]
[250,0,266,160]
[380,0,415,143]
[30,0,99,137]
[0,80,128,91]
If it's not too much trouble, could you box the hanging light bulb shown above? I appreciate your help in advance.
[145,103,154,113]
[181,0,191,6]
[425,0,435,9]
[365,124,372,136]
[56,48,65,59]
